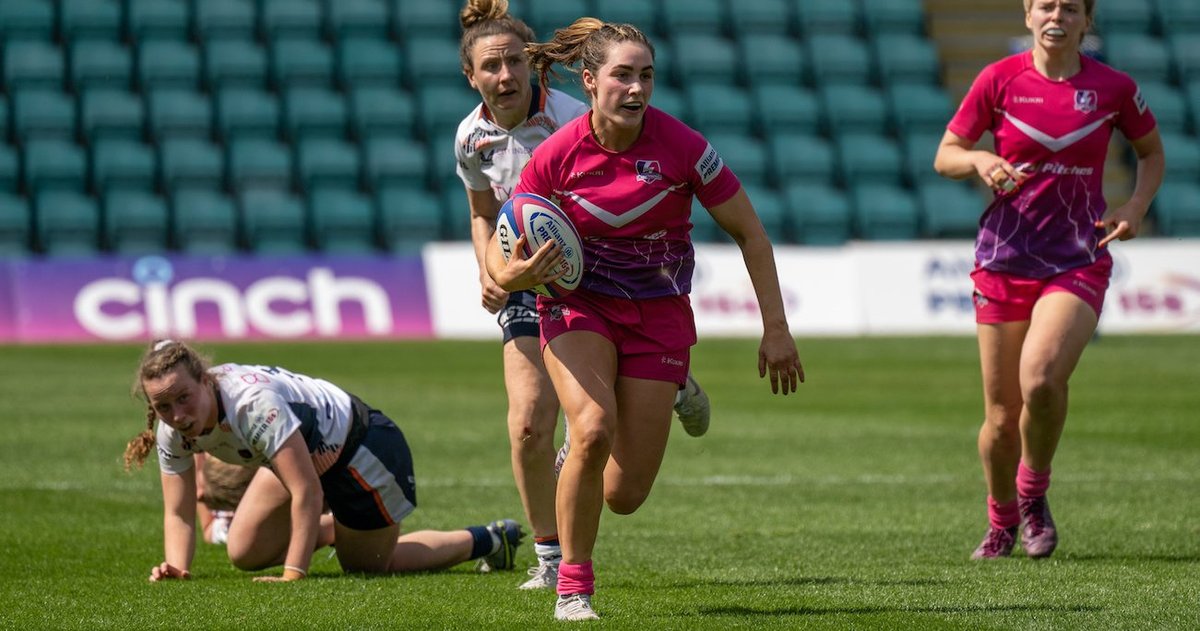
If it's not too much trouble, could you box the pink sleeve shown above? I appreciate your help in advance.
[1118,78,1158,141]
[947,65,996,142]
[692,139,742,209]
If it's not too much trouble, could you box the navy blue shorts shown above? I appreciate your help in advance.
[320,409,417,531]
[498,290,540,343]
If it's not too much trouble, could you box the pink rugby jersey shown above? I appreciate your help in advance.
[948,52,1157,278]
[513,106,741,298]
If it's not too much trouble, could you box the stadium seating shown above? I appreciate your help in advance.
[283,87,349,141]
[61,0,122,42]
[591,1,658,32]
[12,90,75,141]
[194,0,257,42]
[148,89,214,140]
[729,0,793,37]
[1138,83,1189,134]
[744,185,788,242]
[807,35,874,86]
[81,89,145,143]
[795,0,862,37]
[378,186,442,253]
[783,183,853,245]
[349,87,418,139]
[837,133,905,186]
[310,188,378,253]
[851,183,920,240]
[138,40,201,90]
[36,191,101,256]
[239,189,309,254]
[338,38,402,88]
[24,140,87,192]
[363,137,429,191]
[1094,0,1157,36]
[686,84,755,136]
[752,85,821,135]
[708,134,769,188]
[739,35,807,87]
[404,37,466,88]
[160,139,225,192]
[861,0,927,37]
[0,0,55,41]
[1159,132,1200,183]
[1104,34,1172,84]
[821,84,890,136]
[271,38,335,88]
[92,140,157,194]
[327,0,390,41]
[4,41,63,91]
[205,40,270,90]
[873,34,941,85]
[104,190,170,254]
[392,2,459,41]
[260,0,323,41]
[0,144,18,193]
[228,138,294,191]
[888,83,953,134]
[296,138,361,191]
[768,133,836,187]
[173,189,240,254]
[217,88,281,140]
[524,0,589,39]
[70,41,133,91]
[1153,182,1200,236]
[672,35,737,85]
[1156,0,1200,38]
[126,0,190,42]
[661,0,726,35]
[0,193,31,257]
[916,180,982,238]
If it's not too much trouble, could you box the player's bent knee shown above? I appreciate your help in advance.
[605,489,650,515]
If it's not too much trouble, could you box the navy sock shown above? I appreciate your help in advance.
[466,525,494,560]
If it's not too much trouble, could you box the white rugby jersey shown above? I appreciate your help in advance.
[157,363,355,477]
[454,85,588,202]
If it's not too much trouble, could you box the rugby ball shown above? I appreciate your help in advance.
[495,193,584,297]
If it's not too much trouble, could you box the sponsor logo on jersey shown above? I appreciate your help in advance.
[694,144,723,185]
[1074,89,1097,113]
[1013,95,1044,104]
[1133,88,1148,115]
[1039,162,1094,176]
[635,160,662,184]
[567,169,605,183]
[660,355,684,367]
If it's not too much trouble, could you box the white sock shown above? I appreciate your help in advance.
[535,542,562,564]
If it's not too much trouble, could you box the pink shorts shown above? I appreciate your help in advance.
[538,291,695,385]
[969,257,1113,324]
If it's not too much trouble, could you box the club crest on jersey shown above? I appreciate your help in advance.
[635,160,662,184]
[1073,89,1097,113]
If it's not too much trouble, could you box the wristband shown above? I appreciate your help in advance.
[282,565,307,581]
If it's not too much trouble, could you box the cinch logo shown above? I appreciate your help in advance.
[73,257,394,340]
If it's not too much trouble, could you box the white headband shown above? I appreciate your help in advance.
[153,339,176,352]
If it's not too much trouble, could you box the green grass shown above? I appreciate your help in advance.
[1,336,1198,629]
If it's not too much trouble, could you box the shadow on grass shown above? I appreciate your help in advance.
[692,603,1104,618]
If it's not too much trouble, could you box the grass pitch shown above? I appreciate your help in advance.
[0,336,1197,630]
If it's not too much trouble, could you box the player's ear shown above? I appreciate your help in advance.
[581,68,596,96]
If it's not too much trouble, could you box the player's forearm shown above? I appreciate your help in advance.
[470,214,498,274]
[1128,150,1165,213]
[283,489,323,577]
[163,511,196,572]
[934,145,987,180]
[738,233,790,333]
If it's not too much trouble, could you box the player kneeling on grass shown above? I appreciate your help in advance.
[124,339,525,582]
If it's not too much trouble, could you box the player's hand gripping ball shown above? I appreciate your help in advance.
[495,193,584,297]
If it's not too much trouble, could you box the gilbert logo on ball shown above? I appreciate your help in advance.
[496,193,584,297]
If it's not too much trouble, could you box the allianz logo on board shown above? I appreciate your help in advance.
[73,257,394,340]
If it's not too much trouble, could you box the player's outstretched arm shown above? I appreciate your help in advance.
[1098,128,1165,248]
[152,468,197,582]
[708,188,804,395]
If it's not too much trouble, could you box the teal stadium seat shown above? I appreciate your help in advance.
[917,180,982,238]
[1186,80,1200,133]
[418,85,480,147]
[729,0,793,37]
[194,0,256,42]
[1094,0,1157,36]
[92,140,157,194]
[160,138,225,192]
[837,132,905,186]
[439,188,471,240]
[808,35,873,86]
[650,84,687,121]
[217,87,281,140]
[0,144,17,193]
[173,189,240,254]
[228,138,293,190]
[0,98,7,146]
[752,85,822,135]
[81,89,146,142]
[652,41,675,92]
[0,193,32,257]
[126,0,189,42]
[283,87,349,140]
[686,84,755,136]
[350,87,417,139]
[689,198,721,243]
[204,40,269,89]
[1105,34,1172,84]
[851,183,920,240]
[783,183,853,245]
[1138,82,1188,133]
[795,0,862,37]
[138,40,201,89]
[392,2,459,41]
[104,191,169,254]
[24,140,87,192]
[661,0,726,35]
[271,38,335,88]
[404,37,465,88]
[592,1,658,33]
[1153,182,1200,236]
[873,34,940,86]
[260,0,323,41]
[708,134,769,188]
[524,0,589,40]
[60,0,122,42]
[240,189,310,254]
[0,0,55,41]
[1159,131,1200,183]
[148,89,213,140]
[70,41,133,91]
[1156,0,1200,37]
[429,136,462,193]
[743,185,788,242]
[1169,34,1200,86]
[338,38,402,87]
[740,35,807,87]
[4,41,64,91]
[901,130,945,185]
[888,83,953,134]
[13,90,76,141]
[364,137,429,190]
[378,186,441,253]
[672,35,737,85]
[296,138,361,191]
[310,188,378,254]
[768,133,836,187]
[327,0,390,40]
[821,84,890,136]
[861,0,927,37]
[36,191,100,256]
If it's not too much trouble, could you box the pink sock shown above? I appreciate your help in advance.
[557,561,595,596]
[1016,461,1051,498]
[987,496,1020,529]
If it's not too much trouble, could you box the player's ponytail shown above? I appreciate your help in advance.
[124,339,213,471]
[459,0,536,73]
[526,19,654,97]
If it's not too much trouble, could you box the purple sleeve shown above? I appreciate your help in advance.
[947,65,996,142]
[1118,79,1158,141]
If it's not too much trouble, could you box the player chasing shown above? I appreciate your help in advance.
[934,0,1163,559]
[454,0,711,591]
[124,339,525,581]
[486,18,804,621]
